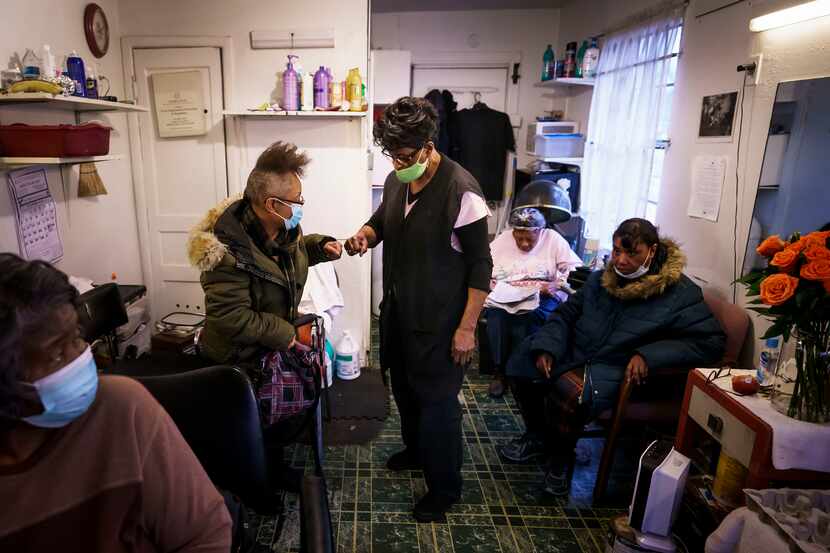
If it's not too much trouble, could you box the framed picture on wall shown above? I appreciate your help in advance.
[697,91,739,142]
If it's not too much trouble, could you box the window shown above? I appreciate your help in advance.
[580,9,684,249]
[645,29,683,223]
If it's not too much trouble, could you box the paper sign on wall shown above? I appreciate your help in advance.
[688,155,727,222]
[152,70,207,138]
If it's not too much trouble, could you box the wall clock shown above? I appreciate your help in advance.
[84,3,109,58]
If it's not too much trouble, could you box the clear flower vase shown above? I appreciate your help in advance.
[770,331,830,423]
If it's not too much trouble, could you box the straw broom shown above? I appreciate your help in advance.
[78,162,107,197]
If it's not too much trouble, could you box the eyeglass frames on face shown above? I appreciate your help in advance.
[382,145,425,166]
[270,195,305,207]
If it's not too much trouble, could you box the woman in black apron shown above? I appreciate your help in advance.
[345,97,492,522]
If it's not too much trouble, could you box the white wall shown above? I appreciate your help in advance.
[0,0,144,285]
[117,0,372,354]
[371,9,561,168]
[557,0,830,351]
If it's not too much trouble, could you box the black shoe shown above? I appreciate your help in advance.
[413,492,456,523]
[542,466,570,497]
[386,449,421,472]
[498,434,545,463]
[273,464,303,494]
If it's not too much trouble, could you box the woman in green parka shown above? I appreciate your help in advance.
[187,142,342,366]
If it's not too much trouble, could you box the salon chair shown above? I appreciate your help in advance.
[137,366,334,553]
[581,292,750,502]
[77,283,128,362]
[135,365,278,514]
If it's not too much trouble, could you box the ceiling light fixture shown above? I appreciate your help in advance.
[749,0,830,32]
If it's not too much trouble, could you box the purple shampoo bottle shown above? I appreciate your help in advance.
[282,55,299,111]
[313,66,330,109]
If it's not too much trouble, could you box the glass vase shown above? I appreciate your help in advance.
[770,330,830,423]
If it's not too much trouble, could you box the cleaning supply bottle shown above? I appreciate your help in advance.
[576,40,589,78]
[313,66,329,109]
[347,68,362,112]
[301,72,313,111]
[282,55,299,111]
[541,44,555,81]
[40,45,56,80]
[335,331,360,380]
[22,49,41,80]
[66,51,86,96]
[581,37,600,78]
[758,337,780,384]
[563,42,578,78]
[85,63,99,99]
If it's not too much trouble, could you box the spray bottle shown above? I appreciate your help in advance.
[282,55,299,111]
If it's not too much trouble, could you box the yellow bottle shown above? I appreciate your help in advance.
[347,68,362,112]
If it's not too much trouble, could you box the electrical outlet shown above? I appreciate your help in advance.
[747,53,763,86]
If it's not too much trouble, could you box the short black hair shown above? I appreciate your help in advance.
[373,97,438,153]
[0,254,79,426]
[613,218,660,251]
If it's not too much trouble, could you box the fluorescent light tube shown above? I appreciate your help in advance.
[749,0,830,32]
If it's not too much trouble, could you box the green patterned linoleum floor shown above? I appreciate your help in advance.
[247,322,632,552]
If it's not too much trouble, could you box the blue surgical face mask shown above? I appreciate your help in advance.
[614,250,654,280]
[270,198,303,231]
[22,345,99,428]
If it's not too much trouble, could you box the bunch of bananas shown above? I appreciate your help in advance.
[7,79,63,95]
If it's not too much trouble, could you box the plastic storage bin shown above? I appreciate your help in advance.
[534,133,585,158]
[0,122,112,157]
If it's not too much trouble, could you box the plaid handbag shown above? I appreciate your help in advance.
[256,349,317,426]
[254,315,325,427]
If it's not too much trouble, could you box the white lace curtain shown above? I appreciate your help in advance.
[581,7,684,249]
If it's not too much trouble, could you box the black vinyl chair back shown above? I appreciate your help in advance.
[77,283,128,340]
[135,365,276,514]
[77,283,128,362]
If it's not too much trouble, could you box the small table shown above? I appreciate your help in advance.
[675,368,830,489]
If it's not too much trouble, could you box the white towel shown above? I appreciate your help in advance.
[299,262,345,334]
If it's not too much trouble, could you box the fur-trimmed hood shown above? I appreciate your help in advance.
[186,194,243,272]
[601,238,686,301]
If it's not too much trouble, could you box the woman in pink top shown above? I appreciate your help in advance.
[0,254,231,553]
[484,208,582,397]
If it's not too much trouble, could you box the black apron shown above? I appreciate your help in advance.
[377,156,484,402]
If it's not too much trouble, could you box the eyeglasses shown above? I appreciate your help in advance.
[382,146,425,166]
[270,195,305,207]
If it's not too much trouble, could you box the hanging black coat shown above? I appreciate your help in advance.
[366,155,492,402]
[450,104,515,201]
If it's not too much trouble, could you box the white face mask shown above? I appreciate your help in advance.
[614,250,654,280]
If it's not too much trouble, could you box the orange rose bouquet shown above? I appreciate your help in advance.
[740,229,830,422]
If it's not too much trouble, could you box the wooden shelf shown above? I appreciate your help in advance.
[224,110,367,118]
[534,78,595,89]
[0,93,149,112]
[541,157,583,167]
[0,154,123,168]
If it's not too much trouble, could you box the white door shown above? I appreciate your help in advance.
[133,47,227,318]
[412,67,509,111]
